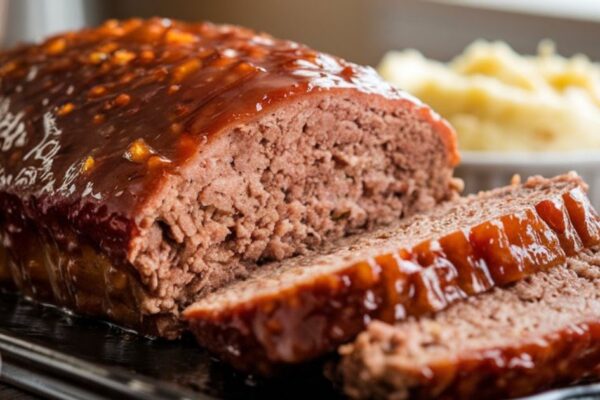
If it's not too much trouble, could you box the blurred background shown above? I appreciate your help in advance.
[2,0,600,64]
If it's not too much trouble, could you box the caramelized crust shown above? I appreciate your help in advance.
[184,182,600,372]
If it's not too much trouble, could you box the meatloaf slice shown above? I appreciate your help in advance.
[183,173,600,371]
[337,247,600,400]
[0,18,459,337]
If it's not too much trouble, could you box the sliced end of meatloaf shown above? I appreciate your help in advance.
[183,173,600,370]
[0,18,459,336]
[337,247,600,400]
[130,89,459,314]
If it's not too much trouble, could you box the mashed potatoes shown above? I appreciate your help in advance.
[378,41,600,152]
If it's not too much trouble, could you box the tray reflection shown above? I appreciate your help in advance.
[0,292,340,400]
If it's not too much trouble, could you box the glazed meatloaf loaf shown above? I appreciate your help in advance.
[337,247,600,400]
[184,173,600,371]
[0,19,459,336]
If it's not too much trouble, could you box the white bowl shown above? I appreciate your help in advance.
[456,151,600,208]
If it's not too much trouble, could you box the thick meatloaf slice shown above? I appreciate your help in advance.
[0,19,459,337]
[337,247,600,400]
[184,173,600,371]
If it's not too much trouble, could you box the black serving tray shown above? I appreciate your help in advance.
[0,292,598,400]
[0,292,340,400]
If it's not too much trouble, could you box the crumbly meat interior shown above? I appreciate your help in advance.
[189,174,580,312]
[129,94,456,314]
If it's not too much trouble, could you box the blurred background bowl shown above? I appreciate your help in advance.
[457,151,600,207]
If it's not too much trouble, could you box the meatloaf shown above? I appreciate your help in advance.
[184,173,600,371]
[337,246,600,400]
[0,18,459,337]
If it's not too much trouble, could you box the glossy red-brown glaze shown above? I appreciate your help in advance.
[563,189,600,247]
[0,188,178,336]
[185,187,600,372]
[535,197,584,255]
[0,18,457,260]
[402,321,600,400]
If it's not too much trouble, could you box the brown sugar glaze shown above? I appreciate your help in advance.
[0,17,456,260]
[404,321,600,400]
[0,192,174,334]
[185,188,600,372]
